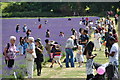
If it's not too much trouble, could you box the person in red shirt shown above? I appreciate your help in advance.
[38,24,42,29]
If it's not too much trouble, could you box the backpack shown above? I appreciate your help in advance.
[3,43,10,56]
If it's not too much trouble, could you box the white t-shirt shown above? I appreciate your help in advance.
[65,38,74,49]
[109,43,119,63]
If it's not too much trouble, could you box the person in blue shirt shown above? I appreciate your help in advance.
[23,37,28,55]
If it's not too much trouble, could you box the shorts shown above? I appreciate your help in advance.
[53,56,61,63]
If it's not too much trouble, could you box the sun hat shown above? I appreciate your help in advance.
[10,36,16,40]
[28,37,34,42]
[35,38,41,43]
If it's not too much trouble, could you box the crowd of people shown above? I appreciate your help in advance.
[3,15,119,79]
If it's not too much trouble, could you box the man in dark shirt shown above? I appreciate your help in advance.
[79,30,89,47]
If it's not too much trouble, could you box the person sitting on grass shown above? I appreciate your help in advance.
[76,45,84,67]
[50,42,62,68]
[59,32,64,37]
[83,41,97,80]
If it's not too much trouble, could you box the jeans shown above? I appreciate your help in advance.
[65,48,74,67]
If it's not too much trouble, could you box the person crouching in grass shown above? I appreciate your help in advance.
[50,42,63,68]
[76,45,84,67]
[26,37,36,78]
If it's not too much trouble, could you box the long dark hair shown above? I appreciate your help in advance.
[83,41,94,55]
[20,37,24,45]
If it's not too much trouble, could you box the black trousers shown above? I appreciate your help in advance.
[86,74,94,80]
[74,39,78,46]
[36,61,42,74]
[7,59,14,68]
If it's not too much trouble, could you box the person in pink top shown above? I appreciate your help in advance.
[4,36,19,68]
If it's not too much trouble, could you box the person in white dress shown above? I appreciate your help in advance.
[76,45,84,67]
[94,29,101,51]
[26,37,36,78]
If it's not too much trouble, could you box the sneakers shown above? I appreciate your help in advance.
[50,65,53,68]
[60,65,63,68]
[37,72,41,76]
[78,65,83,67]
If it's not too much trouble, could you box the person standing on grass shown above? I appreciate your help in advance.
[46,29,50,38]
[94,29,101,51]
[83,41,97,80]
[105,37,119,71]
[26,37,36,78]
[3,36,19,68]
[17,37,24,55]
[112,29,118,43]
[114,14,118,25]
[35,38,44,76]
[50,43,63,68]
[65,35,75,68]
[79,30,89,48]
[45,39,52,61]
[23,24,27,32]
[16,24,20,33]
[71,28,78,46]
[76,45,84,67]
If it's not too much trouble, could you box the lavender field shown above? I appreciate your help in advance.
[2,17,100,78]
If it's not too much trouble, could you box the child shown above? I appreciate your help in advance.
[16,24,20,33]
[76,45,84,67]
[50,43,62,68]
[94,29,101,51]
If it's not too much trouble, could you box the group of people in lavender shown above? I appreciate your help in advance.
[3,15,119,79]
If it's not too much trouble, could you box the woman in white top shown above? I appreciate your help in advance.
[94,29,101,51]
[26,37,36,78]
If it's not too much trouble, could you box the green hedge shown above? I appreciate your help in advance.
[2,11,63,17]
